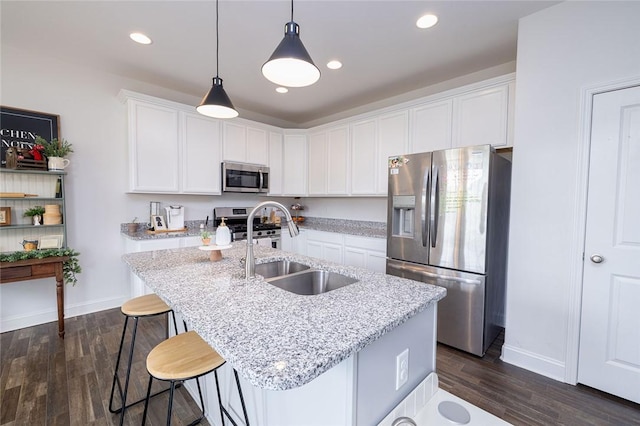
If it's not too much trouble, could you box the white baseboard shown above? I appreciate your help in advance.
[0,296,126,333]
[501,343,566,382]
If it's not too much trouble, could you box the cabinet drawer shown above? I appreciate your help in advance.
[32,263,56,276]
[1,265,33,281]
[344,235,386,252]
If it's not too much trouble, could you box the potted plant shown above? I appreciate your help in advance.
[201,230,212,246]
[24,205,45,225]
[35,136,74,171]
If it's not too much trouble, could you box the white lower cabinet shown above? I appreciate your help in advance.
[306,230,344,264]
[281,228,307,255]
[287,229,386,273]
[343,235,387,273]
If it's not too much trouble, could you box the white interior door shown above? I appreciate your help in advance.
[578,85,640,403]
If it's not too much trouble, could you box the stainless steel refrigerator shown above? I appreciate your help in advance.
[386,144,511,356]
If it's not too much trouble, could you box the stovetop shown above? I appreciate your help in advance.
[213,207,280,238]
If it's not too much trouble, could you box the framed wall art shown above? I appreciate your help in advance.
[152,215,166,231]
[0,207,11,226]
[0,106,60,168]
[38,235,63,249]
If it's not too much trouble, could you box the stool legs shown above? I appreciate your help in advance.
[141,375,205,426]
[214,369,250,426]
[109,310,178,425]
[142,367,250,426]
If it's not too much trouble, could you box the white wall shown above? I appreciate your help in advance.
[503,1,640,381]
[302,197,387,222]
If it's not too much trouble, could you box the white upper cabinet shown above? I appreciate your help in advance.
[452,84,510,148]
[247,127,269,164]
[307,125,349,196]
[327,126,349,194]
[282,133,307,196]
[377,111,408,194]
[181,112,222,194]
[308,131,327,195]
[351,111,408,196]
[268,132,284,196]
[127,99,180,193]
[410,99,453,153]
[121,90,222,195]
[222,121,269,165]
[222,122,246,162]
[351,119,377,195]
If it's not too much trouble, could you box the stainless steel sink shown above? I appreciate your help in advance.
[254,260,310,279]
[266,270,358,295]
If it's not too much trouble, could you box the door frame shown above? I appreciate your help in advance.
[565,75,640,384]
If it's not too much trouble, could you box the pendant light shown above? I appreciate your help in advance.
[197,0,238,118]
[261,0,320,87]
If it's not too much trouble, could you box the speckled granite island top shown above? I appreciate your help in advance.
[122,242,445,391]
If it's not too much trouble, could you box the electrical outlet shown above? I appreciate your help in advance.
[395,348,409,390]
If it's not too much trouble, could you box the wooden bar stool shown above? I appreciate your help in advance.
[142,330,250,426]
[109,294,178,425]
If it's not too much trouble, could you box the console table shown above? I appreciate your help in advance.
[0,256,70,337]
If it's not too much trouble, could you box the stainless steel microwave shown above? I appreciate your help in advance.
[221,161,269,193]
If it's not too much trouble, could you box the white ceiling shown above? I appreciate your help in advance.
[1,1,556,127]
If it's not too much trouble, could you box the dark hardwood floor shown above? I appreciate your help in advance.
[1,308,639,425]
[437,333,640,425]
[0,308,209,426]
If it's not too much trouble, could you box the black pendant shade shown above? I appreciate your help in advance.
[197,0,238,119]
[262,8,320,87]
[197,77,238,118]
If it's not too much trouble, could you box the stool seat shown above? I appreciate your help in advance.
[142,330,250,426]
[147,331,225,381]
[121,294,171,317]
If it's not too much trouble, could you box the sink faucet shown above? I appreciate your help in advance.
[246,201,299,278]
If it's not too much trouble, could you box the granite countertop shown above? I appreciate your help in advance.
[122,242,445,391]
[121,220,216,241]
[297,217,386,239]
[121,217,387,240]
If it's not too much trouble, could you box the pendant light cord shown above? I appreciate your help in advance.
[290,0,294,21]
[216,0,220,78]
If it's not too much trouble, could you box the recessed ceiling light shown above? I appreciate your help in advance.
[327,60,343,70]
[416,14,438,29]
[276,87,289,94]
[130,32,152,45]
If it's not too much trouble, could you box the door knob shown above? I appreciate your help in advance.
[590,254,604,264]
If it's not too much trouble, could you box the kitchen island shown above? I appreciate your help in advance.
[123,242,445,425]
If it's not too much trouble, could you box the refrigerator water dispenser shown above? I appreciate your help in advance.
[391,195,416,238]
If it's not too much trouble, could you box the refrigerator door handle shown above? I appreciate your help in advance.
[430,166,439,248]
[421,167,430,247]
[415,269,482,285]
[388,262,482,285]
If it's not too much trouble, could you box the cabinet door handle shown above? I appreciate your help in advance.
[590,254,604,264]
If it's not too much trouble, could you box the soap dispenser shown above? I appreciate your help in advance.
[215,217,231,246]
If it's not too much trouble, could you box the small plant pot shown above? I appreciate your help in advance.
[32,215,42,226]
[127,223,139,233]
[202,238,211,246]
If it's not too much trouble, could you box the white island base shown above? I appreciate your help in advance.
[181,304,437,426]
